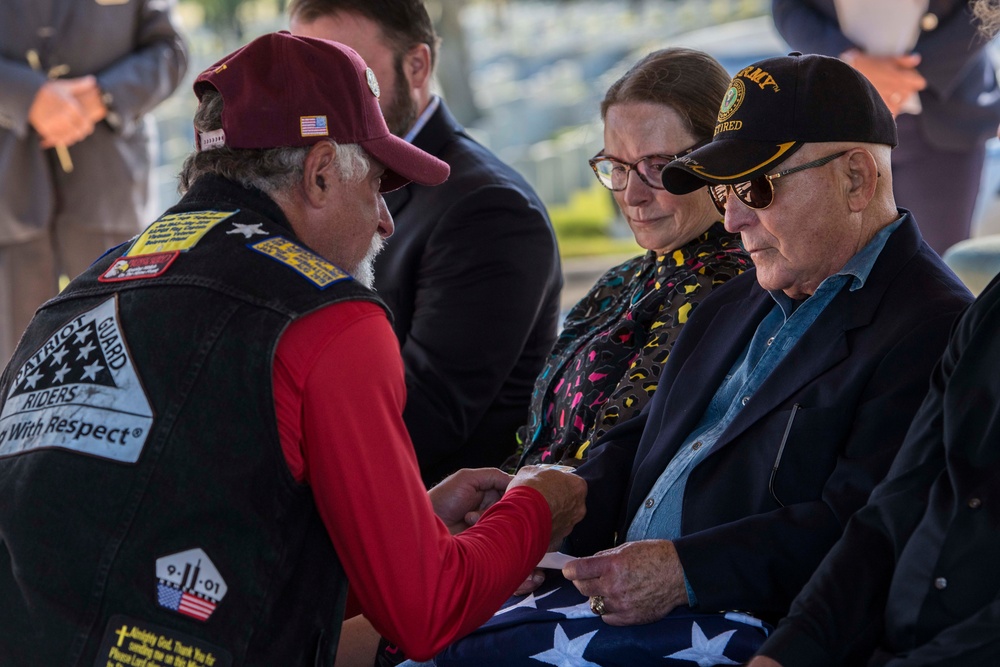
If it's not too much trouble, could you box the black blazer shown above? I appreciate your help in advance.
[763,270,1000,665]
[772,0,1000,151]
[568,214,972,618]
[376,101,562,485]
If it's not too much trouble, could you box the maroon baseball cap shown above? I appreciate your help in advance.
[193,31,449,193]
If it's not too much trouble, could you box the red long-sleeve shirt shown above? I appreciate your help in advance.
[272,299,549,659]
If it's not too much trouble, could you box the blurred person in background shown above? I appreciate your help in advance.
[0,0,188,364]
[289,0,563,487]
[512,48,751,470]
[772,0,1000,256]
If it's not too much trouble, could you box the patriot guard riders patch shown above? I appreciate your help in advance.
[95,614,232,667]
[156,548,228,622]
[0,297,153,463]
[250,236,351,288]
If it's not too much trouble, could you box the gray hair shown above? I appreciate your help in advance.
[178,89,370,196]
[974,0,1000,37]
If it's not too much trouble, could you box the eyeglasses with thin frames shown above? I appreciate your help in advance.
[708,151,849,215]
[589,139,709,192]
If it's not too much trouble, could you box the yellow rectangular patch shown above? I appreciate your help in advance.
[127,210,237,256]
[250,236,350,288]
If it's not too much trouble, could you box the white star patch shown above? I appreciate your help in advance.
[227,222,268,239]
[23,370,43,390]
[493,588,559,616]
[80,360,105,382]
[664,622,739,666]
[77,342,96,361]
[53,364,70,384]
[530,624,601,667]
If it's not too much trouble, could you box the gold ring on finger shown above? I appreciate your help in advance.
[589,595,606,616]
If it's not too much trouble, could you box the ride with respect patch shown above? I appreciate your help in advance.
[0,297,153,463]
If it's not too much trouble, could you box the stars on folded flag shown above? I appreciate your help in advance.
[529,624,601,667]
[494,587,558,616]
[665,622,740,666]
[437,574,770,666]
[548,599,597,619]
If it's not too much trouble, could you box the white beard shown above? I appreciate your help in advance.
[353,234,385,289]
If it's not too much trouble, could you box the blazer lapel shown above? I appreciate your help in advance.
[717,291,855,445]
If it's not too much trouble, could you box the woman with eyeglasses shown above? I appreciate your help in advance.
[513,48,752,469]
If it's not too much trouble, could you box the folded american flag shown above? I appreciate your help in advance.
[432,573,771,666]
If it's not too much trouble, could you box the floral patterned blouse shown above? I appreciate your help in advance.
[512,223,751,468]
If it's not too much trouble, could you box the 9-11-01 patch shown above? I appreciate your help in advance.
[156,548,228,622]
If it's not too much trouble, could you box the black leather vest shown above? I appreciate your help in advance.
[0,176,387,666]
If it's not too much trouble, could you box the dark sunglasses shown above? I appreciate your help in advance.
[707,151,848,215]
[589,139,709,192]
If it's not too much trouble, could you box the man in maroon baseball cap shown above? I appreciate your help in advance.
[0,31,587,667]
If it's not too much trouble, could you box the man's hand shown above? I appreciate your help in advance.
[563,539,687,626]
[507,464,587,549]
[840,51,926,116]
[747,657,783,667]
[428,467,512,535]
[28,76,99,147]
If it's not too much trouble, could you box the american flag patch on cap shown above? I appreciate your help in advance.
[300,115,329,137]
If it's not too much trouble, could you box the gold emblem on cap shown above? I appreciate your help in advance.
[735,64,780,92]
[366,68,380,98]
[717,79,745,122]
[920,12,938,31]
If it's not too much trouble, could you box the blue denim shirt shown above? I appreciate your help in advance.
[625,218,903,605]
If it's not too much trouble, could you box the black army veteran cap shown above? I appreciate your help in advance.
[661,52,897,194]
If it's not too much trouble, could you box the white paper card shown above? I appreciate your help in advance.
[537,552,576,569]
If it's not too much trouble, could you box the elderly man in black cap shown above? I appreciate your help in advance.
[557,49,971,632]
[745,8,1000,664]
[422,52,973,667]
[0,32,587,667]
